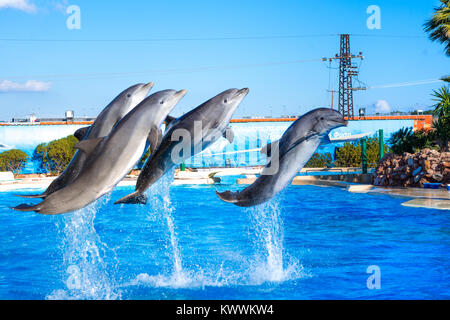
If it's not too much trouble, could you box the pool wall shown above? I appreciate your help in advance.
[0,115,432,172]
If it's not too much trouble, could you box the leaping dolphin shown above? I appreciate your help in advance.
[115,88,249,204]
[12,89,186,215]
[216,108,348,207]
[16,82,154,199]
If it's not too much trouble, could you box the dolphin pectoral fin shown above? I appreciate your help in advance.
[147,127,162,154]
[165,115,177,127]
[11,203,41,213]
[114,192,148,205]
[74,137,104,155]
[224,127,234,143]
[73,126,91,141]
[216,190,239,204]
[14,193,46,199]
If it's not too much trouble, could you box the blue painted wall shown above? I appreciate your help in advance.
[0,119,415,172]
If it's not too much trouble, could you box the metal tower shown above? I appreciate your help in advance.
[323,34,365,118]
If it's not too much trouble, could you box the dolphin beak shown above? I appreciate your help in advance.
[143,82,154,91]
[235,88,249,98]
[169,89,187,105]
[175,89,187,99]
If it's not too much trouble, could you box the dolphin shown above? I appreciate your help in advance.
[12,89,186,215]
[115,88,249,204]
[16,82,154,199]
[216,108,348,207]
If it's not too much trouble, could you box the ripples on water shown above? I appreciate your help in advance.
[1,184,449,299]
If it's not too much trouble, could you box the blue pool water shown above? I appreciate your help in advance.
[0,178,448,300]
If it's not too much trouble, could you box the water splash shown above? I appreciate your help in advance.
[143,167,190,287]
[47,195,120,300]
[247,197,304,284]
[127,193,307,290]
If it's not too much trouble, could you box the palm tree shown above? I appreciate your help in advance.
[424,0,450,56]
[432,86,450,118]
[388,127,415,155]
[431,86,450,151]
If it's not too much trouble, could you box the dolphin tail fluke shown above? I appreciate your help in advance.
[14,192,46,199]
[114,192,148,205]
[216,190,239,204]
[11,203,41,213]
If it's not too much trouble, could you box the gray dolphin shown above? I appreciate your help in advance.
[16,82,154,199]
[115,88,249,204]
[216,108,347,207]
[12,89,186,215]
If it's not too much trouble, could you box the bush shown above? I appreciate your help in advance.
[305,152,332,168]
[0,149,29,174]
[389,127,439,155]
[33,135,78,174]
[137,147,151,169]
[335,137,387,167]
[32,143,49,173]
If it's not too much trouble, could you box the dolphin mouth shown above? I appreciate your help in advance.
[141,82,154,92]
[167,89,187,106]
[234,88,249,98]
[176,89,187,97]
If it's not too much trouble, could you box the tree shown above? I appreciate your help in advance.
[138,147,151,169]
[32,143,49,173]
[0,149,29,174]
[32,135,78,174]
[433,117,450,151]
[305,152,332,168]
[424,0,450,56]
[335,137,387,167]
[432,86,450,118]
[389,127,415,155]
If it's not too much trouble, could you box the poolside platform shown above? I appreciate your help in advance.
[2,168,448,210]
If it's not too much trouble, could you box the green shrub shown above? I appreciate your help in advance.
[33,135,78,174]
[138,147,151,169]
[335,137,387,167]
[305,152,332,168]
[0,149,29,174]
[389,127,440,155]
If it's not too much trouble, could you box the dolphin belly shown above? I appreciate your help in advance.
[217,138,321,207]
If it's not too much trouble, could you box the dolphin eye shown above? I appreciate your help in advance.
[160,100,164,104]
[127,94,131,98]
[224,99,228,103]
[320,117,324,120]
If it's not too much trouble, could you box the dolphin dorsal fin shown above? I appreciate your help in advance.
[73,126,91,141]
[260,140,280,156]
[74,137,104,154]
[147,127,162,154]
[164,115,177,132]
[224,126,234,143]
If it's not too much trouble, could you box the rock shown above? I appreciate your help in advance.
[407,158,414,167]
[373,149,449,187]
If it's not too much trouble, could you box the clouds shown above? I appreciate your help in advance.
[0,80,51,92]
[0,0,36,13]
[374,100,391,114]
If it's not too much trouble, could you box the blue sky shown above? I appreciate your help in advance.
[0,0,448,120]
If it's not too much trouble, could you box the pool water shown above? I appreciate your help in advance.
[0,177,449,300]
